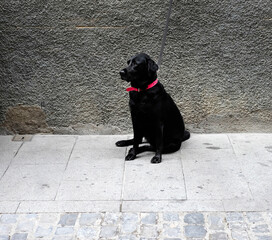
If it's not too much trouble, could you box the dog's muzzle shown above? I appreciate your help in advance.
[120,69,128,81]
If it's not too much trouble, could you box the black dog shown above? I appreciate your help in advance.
[116,53,190,163]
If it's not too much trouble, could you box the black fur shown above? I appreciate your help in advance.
[116,53,190,163]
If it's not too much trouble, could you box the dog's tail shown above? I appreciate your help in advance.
[182,130,190,142]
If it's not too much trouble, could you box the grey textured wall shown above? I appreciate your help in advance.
[0,0,271,134]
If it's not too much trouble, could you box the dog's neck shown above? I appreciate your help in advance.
[126,79,158,92]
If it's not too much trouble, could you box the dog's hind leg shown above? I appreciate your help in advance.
[182,130,190,142]
[162,142,181,154]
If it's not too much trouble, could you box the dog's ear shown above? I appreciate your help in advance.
[148,59,159,73]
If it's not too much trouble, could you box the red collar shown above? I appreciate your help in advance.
[126,79,158,92]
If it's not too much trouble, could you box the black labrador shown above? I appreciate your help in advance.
[116,53,190,163]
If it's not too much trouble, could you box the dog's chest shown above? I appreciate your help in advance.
[129,91,161,114]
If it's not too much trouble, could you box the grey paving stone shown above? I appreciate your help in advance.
[100,225,118,238]
[231,231,249,240]
[121,220,138,234]
[16,220,35,232]
[256,236,272,240]
[228,222,248,231]
[184,212,204,224]
[0,224,11,235]
[0,214,18,223]
[24,213,37,219]
[184,225,207,238]
[163,212,180,221]
[140,225,159,238]
[39,213,60,223]
[119,236,139,240]
[208,213,225,230]
[252,224,270,233]
[77,227,99,239]
[79,213,101,226]
[103,212,120,225]
[140,238,157,240]
[35,226,53,238]
[163,238,182,240]
[226,212,244,222]
[246,212,264,222]
[11,233,28,240]
[163,224,181,238]
[52,236,73,240]
[0,236,9,240]
[209,232,228,240]
[268,212,272,221]
[58,213,78,226]
[123,213,139,222]
[121,213,139,234]
[55,227,74,235]
[141,213,157,224]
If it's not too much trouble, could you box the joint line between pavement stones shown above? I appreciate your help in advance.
[53,136,78,201]
[0,141,24,181]
[227,134,255,201]
[13,141,24,158]
[180,150,188,200]
[120,146,128,210]
[65,136,78,171]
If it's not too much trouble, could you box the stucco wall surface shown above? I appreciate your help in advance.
[0,0,271,134]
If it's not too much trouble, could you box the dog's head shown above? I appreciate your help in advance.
[120,53,159,89]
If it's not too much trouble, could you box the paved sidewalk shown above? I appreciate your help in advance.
[0,133,272,239]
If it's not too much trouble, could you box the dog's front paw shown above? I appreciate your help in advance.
[116,140,127,147]
[125,148,137,161]
[151,155,161,164]
[116,139,134,147]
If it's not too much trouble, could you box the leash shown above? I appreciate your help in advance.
[157,0,173,68]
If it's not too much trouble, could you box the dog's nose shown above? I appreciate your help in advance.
[120,69,127,80]
[120,69,126,76]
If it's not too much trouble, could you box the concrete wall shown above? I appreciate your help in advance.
[1,0,271,134]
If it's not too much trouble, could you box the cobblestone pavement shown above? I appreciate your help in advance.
[0,212,272,240]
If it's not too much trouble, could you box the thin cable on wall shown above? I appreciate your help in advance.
[158,0,173,68]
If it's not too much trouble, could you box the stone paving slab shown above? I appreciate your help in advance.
[0,202,20,214]
[69,135,126,164]
[0,136,22,179]
[121,200,225,212]
[0,164,66,201]
[123,160,186,201]
[181,148,253,200]
[17,201,121,213]
[12,136,77,165]
[228,134,272,159]
[0,212,272,240]
[0,134,272,213]
[182,134,232,150]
